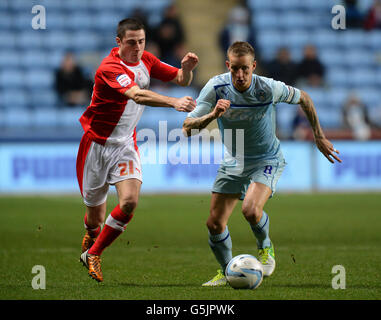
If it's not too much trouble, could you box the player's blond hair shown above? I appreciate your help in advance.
[227,41,255,60]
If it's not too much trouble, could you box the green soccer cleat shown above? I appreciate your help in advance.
[202,269,227,287]
[258,243,276,277]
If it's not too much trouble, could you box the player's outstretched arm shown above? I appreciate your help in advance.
[299,90,342,164]
[125,85,195,112]
[182,99,230,136]
[172,52,199,87]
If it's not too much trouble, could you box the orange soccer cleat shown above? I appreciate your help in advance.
[81,232,97,253]
[80,250,103,282]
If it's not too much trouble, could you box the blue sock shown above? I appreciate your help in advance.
[208,226,232,273]
[250,211,271,249]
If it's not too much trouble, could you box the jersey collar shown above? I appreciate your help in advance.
[230,74,255,94]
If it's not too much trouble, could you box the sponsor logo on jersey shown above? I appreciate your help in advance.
[116,74,131,87]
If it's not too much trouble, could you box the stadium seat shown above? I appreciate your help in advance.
[286,30,310,48]
[29,90,58,108]
[313,29,340,50]
[300,0,331,11]
[0,69,25,89]
[276,0,302,11]
[256,30,283,53]
[276,103,296,136]
[246,0,277,11]
[31,108,60,127]
[0,0,8,10]
[328,88,350,109]
[43,0,64,11]
[18,31,44,49]
[376,68,381,87]
[320,49,345,67]
[56,107,86,127]
[0,51,21,68]
[71,32,101,52]
[357,88,381,107]
[94,11,124,32]
[44,32,72,50]
[326,68,348,87]
[47,50,66,69]
[303,88,328,108]
[366,31,381,50]
[145,0,174,12]
[24,69,54,89]
[12,13,35,31]
[0,13,12,30]
[347,68,377,88]
[2,108,34,128]
[46,12,67,30]
[61,0,91,11]
[252,11,280,30]
[279,11,312,30]
[0,32,16,48]
[21,51,49,68]
[1,89,29,109]
[344,50,376,67]
[339,30,367,49]
[314,105,342,129]
[66,12,95,31]
[9,0,34,11]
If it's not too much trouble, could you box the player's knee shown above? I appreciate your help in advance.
[119,197,138,215]
[242,202,263,224]
[206,216,226,235]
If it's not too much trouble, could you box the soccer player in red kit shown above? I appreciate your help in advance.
[77,18,198,282]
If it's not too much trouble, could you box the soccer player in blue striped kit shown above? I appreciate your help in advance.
[183,42,342,286]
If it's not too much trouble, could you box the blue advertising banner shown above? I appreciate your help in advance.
[316,141,381,190]
[0,141,380,193]
[0,143,78,193]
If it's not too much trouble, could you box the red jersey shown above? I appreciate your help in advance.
[79,47,179,145]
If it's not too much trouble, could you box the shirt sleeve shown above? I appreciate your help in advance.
[271,79,301,105]
[99,67,137,95]
[149,54,179,82]
[187,79,216,118]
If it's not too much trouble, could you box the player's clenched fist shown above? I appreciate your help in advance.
[181,52,199,72]
[212,99,230,118]
[173,96,196,112]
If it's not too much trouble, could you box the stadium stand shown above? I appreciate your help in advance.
[248,0,381,138]
[0,0,380,140]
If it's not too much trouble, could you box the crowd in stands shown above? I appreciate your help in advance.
[1,0,381,142]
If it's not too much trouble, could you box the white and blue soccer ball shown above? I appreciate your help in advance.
[225,254,264,289]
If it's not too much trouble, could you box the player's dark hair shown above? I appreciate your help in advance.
[227,41,255,60]
[117,18,146,39]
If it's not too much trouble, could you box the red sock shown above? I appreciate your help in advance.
[84,213,101,238]
[88,205,133,256]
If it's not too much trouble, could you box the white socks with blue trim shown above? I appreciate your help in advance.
[250,211,271,249]
[208,226,232,273]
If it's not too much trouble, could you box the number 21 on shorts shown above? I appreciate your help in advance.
[118,161,134,176]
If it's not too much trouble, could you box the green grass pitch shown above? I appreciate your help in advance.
[0,193,380,300]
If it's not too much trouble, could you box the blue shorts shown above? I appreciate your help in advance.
[212,159,286,200]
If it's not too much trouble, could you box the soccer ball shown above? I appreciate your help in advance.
[225,254,264,289]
